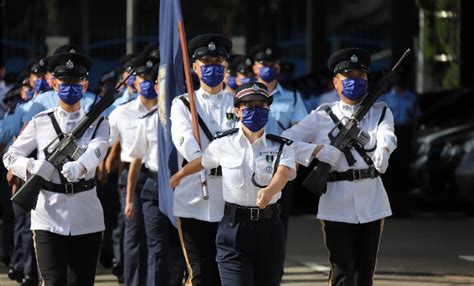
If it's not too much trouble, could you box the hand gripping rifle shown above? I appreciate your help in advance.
[11,72,134,211]
[302,49,411,196]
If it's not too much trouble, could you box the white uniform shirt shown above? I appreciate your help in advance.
[170,88,236,222]
[109,97,157,163]
[129,110,158,172]
[202,127,296,207]
[282,101,397,224]
[3,106,109,235]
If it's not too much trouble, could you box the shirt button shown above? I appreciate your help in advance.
[211,120,216,124]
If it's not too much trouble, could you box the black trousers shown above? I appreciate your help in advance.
[322,219,384,286]
[179,217,221,286]
[216,215,285,286]
[33,230,102,286]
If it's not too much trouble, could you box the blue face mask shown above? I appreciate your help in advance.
[34,78,50,93]
[139,80,157,99]
[26,88,35,101]
[341,77,367,100]
[200,64,225,87]
[58,83,84,105]
[127,74,136,89]
[241,76,256,85]
[227,76,238,90]
[241,107,269,132]
[258,66,277,83]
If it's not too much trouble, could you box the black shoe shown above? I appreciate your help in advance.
[117,275,124,284]
[21,276,39,286]
[112,263,123,278]
[8,268,24,283]
[1,255,11,266]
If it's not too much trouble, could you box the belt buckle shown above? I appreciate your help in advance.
[250,208,260,221]
[65,183,74,195]
[352,169,361,181]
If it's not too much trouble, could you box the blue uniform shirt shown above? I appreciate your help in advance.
[265,83,308,135]
[102,88,138,117]
[379,87,420,126]
[0,104,24,147]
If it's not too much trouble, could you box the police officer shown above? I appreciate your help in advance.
[126,65,186,285]
[223,55,242,94]
[0,86,24,283]
[282,48,397,286]
[3,49,109,286]
[1,81,40,286]
[108,55,160,286]
[104,53,138,282]
[171,82,296,286]
[170,33,236,286]
[249,44,308,257]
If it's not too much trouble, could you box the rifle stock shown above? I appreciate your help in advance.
[11,175,44,210]
[302,162,331,196]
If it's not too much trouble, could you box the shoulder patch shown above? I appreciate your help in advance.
[266,134,293,145]
[215,128,238,139]
[140,107,158,119]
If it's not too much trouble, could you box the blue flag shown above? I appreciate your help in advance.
[157,0,184,228]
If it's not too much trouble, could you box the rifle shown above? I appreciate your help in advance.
[302,49,411,196]
[11,72,134,211]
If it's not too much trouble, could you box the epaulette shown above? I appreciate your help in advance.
[215,128,238,139]
[315,102,335,112]
[33,108,56,119]
[266,134,293,145]
[119,97,136,106]
[140,107,158,119]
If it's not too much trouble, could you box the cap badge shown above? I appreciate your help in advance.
[265,48,272,55]
[252,84,259,92]
[245,58,252,66]
[208,42,216,51]
[69,49,76,53]
[39,59,45,66]
[66,60,74,69]
[351,54,358,63]
[146,60,153,68]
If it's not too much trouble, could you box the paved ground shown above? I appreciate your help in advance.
[1,213,474,285]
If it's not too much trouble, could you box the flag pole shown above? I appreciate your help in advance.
[177,20,209,200]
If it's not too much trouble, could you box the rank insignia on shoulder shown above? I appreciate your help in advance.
[215,128,238,139]
[266,134,293,145]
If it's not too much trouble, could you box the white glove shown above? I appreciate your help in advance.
[27,159,56,181]
[315,144,343,168]
[372,147,390,174]
[61,161,85,182]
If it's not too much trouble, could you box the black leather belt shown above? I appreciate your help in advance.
[224,202,281,221]
[183,159,221,176]
[328,167,379,182]
[209,166,222,176]
[42,179,96,195]
[143,168,157,179]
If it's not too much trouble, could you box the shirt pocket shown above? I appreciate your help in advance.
[146,127,157,142]
[220,156,244,188]
[254,153,277,186]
